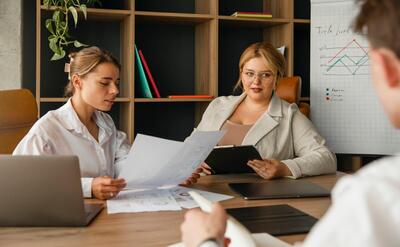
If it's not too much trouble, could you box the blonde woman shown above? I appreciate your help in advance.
[13,47,200,200]
[199,42,336,179]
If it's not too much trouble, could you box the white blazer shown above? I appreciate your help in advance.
[196,93,337,178]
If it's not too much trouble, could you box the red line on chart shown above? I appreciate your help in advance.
[327,39,367,64]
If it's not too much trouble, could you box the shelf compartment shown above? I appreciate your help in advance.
[40,17,131,98]
[135,11,213,24]
[134,20,216,98]
[40,0,131,10]
[294,23,310,97]
[40,6,131,21]
[135,0,214,15]
[219,0,292,19]
[218,16,290,27]
[134,103,196,141]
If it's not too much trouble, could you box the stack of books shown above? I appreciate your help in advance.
[135,45,161,98]
[231,11,273,19]
[135,45,213,100]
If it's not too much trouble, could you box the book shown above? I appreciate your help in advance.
[138,50,161,98]
[231,11,273,18]
[168,95,213,99]
[135,45,153,98]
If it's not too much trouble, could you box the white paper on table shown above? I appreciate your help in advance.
[107,189,181,214]
[170,186,233,209]
[167,232,293,247]
[117,131,225,189]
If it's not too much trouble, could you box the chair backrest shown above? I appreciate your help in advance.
[0,89,38,154]
[276,76,310,117]
[276,76,301,104]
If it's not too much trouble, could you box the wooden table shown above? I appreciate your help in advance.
[0,173,345,247]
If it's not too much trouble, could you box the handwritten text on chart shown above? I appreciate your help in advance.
[314,24,351,37]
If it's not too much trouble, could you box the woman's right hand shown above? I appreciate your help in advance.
[91,176,126,200]
[200,162,213,175]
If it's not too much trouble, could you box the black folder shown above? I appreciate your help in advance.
[205,145,261,174]
[229,180,330,200]
[227,204,318,236]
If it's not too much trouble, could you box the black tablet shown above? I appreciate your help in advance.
[229,180,331,200]
[204,145,262,174]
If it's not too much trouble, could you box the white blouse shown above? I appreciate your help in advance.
[13,99,131,197]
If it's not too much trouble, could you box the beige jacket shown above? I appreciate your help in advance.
[197,93,337,178]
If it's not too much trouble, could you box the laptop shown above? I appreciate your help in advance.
[229,179,330,200]
[0,155,103,227]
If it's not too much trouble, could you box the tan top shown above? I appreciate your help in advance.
[219,120,253,146]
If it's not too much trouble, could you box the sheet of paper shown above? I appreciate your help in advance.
[170,186,233,209]
[107,189,181,214]
[118,131,225,189]
[167,233,293,247]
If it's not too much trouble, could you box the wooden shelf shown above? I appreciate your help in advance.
[36,0,311,141]
[40,98,131,103]
[218,16,290,27]
[134,98,214,103]
[293,19,311,24]
[135,11,214,24]
[40,6,131,21]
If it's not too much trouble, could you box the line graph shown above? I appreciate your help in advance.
[320,39,370,76]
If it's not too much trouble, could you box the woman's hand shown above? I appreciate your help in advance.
[247,159,292,179]
[180,167,203,186]
[91,176,126,200]
[200,162,213,175]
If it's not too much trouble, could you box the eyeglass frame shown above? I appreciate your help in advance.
[241,69,276,84]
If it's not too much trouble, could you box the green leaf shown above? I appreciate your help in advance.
[80,4,87,19]
[73,40,87,48]
[45,19,55,35]
[48,35,58,42]
[43,0,50,8]
[68,6,78,28]
[52,10,60,23]
[49,38,60,54]
[51,49,66,60]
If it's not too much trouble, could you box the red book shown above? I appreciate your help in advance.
[138,50,161,98]
[168,95,213,99]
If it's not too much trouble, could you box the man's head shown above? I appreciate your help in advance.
[353,0,400,128]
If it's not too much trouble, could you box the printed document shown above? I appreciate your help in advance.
[107,187,233,214]
[117,131,225,189]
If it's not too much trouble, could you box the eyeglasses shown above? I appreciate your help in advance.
[242,71,274,83]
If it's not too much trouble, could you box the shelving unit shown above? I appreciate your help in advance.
[35,0,311,142]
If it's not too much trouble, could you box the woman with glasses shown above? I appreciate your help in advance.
[198,42,336,179]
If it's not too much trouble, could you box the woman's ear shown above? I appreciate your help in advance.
[71,74,82,91]
[371,48,400,88]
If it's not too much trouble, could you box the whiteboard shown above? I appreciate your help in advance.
[310,0,400,155]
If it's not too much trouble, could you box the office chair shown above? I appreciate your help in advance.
[0,89,38,154]
[276,76,310,118]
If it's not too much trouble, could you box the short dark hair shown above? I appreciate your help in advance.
[353,0,400,58]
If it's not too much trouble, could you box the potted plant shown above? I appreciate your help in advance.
[43,0,101,60]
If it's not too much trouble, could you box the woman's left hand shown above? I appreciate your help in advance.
[247,159,292,179]
[180,167,203,186]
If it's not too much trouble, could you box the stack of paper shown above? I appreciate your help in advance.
[107,187,233,214]
[117,131,225,189]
